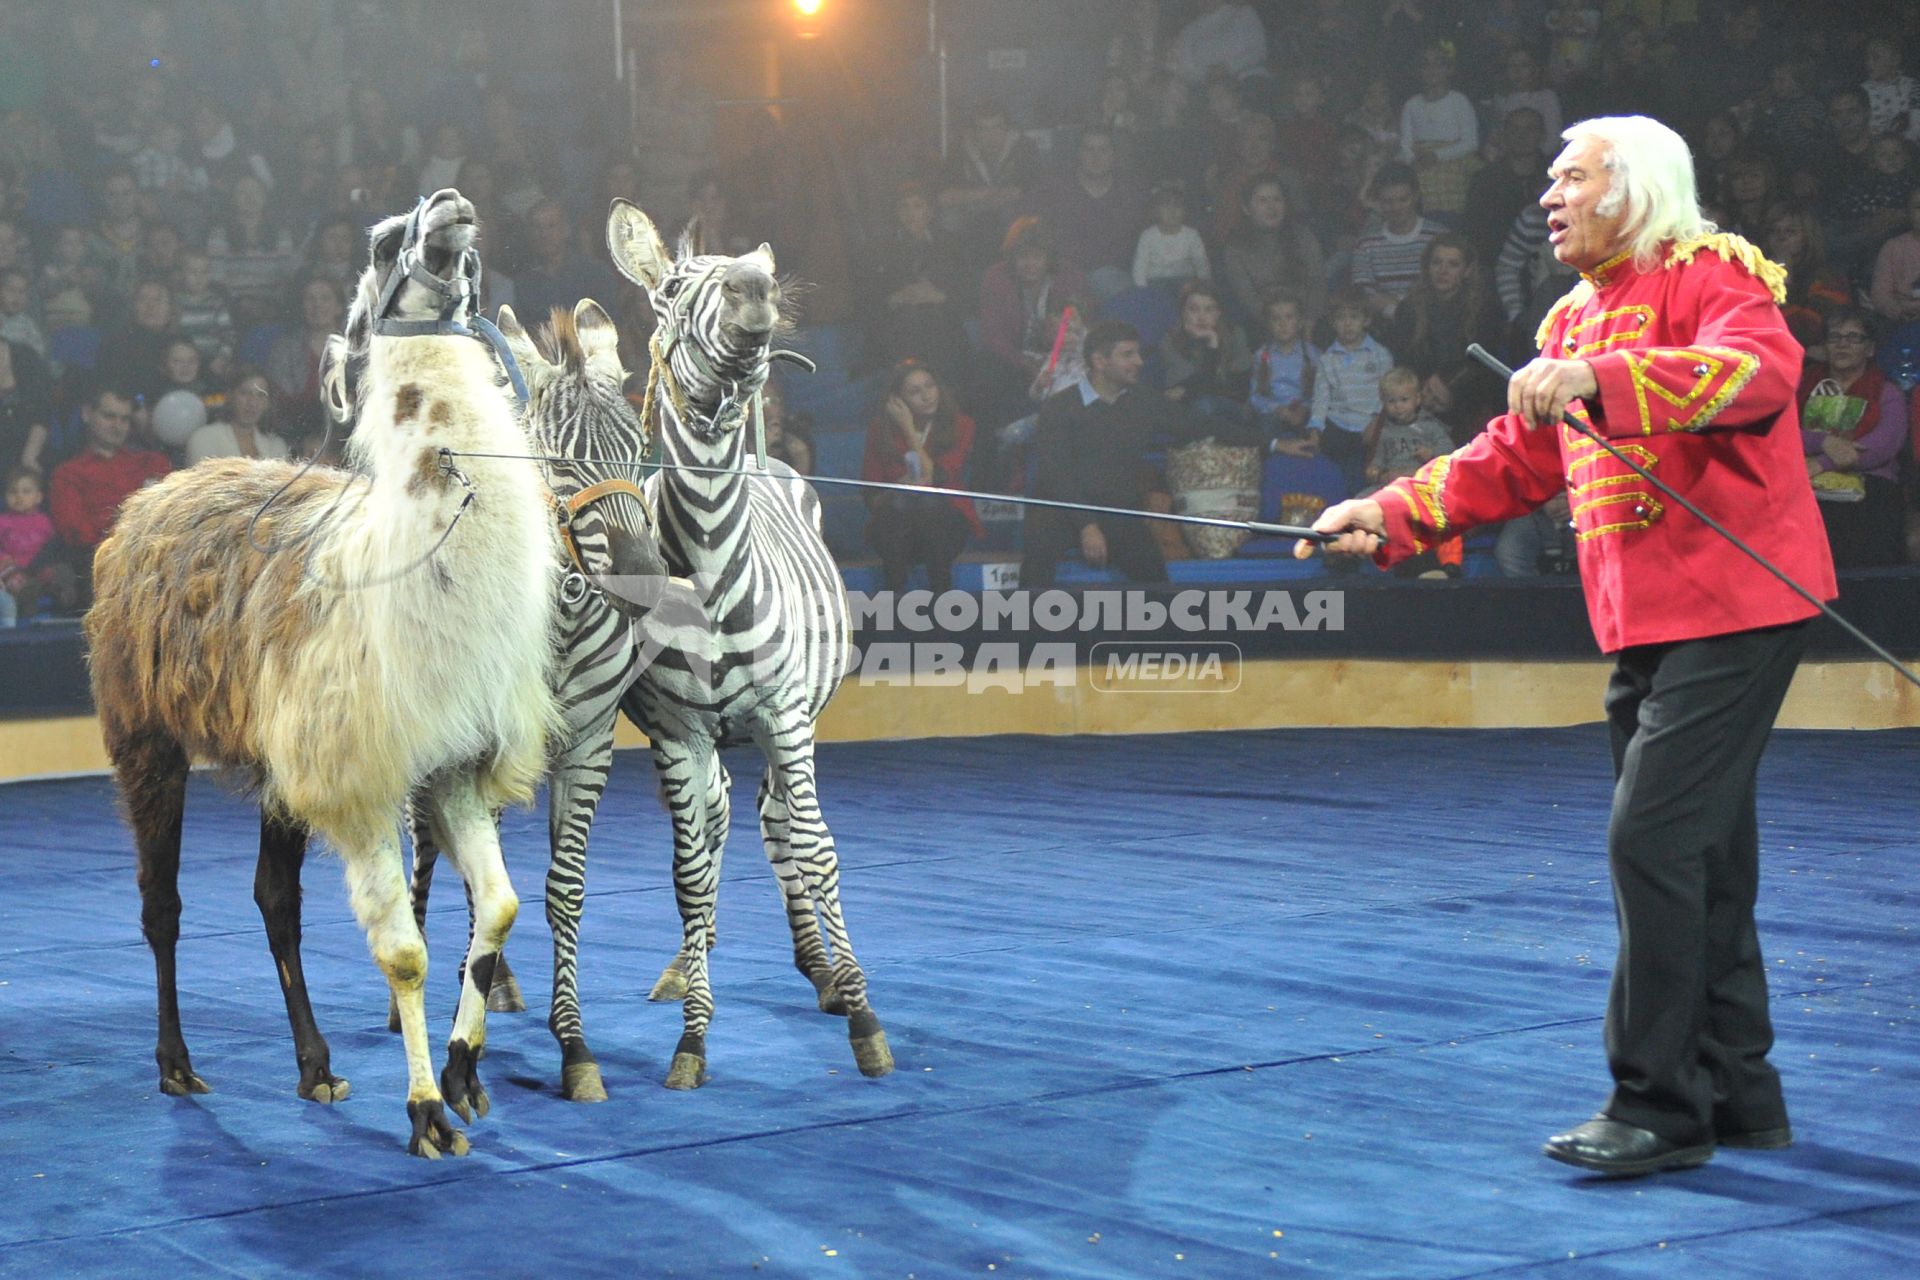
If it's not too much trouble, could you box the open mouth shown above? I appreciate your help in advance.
[1547,214,1570,245]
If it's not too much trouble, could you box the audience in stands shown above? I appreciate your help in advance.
[1383,235,1506,442]
[861,360,983,595]
[977,217,1088,430]
[1030,126,1142,302]
[1349,164,1440,322]
[1249,290,1318,452]
[1221,174,1324,329]
[867,181,969,372]
[1309,290,1395,492]
[186,367,287,467]
[48,385,169,600]
[1158,280,1252,429]
[1359,366,1462,577]
[0,339,51,475]
[0,466,65,625]
[1133,181,1211,291]
[1800,309,1910,568]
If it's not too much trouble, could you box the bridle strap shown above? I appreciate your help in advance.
[549,477,650,575]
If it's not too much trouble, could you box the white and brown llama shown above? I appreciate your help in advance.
[88,189,560,1158]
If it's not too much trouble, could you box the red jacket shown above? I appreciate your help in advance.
[1375,235,1836,652]
[860,411,984,537]
[50,447,173,550]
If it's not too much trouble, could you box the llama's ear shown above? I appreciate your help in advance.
[320,334,354,422]
[572,298,619,362]
[607,198,669,290]
[494,304,543,369]
[746,242,776,274]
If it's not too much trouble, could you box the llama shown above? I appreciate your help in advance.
[88,189,567,1158]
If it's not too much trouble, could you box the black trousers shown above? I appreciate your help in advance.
[1599,619,1811,1143]
[1019,507,1167,590]
[867,497,972,595]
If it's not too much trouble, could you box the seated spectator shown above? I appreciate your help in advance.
[1211,113,1298,245]
[1868,187,1920,330]
[1465,109,1549,271]
[1308,290,1395,491]
[1398,43,1479,218]
[188,95,275,197]
[860,359,982,595]
[939,101,1038,271]
[1568,19,1668,123]
[86,168,146,308]
[1168,1,1267,85]
[760,382,814,475]
[1831,135,1920,277]
[1091,72,1143,141]
[1159,281,1251,427]
[1277,73,1339,182]
[977,216,1088,429]
[129,116,205,231]
[1692,112,1744,207]
[48,384,171,599]
[1031,126,1142,301]
[1132,182,1210,291]
[1863,36,1920,143]
[1800,310,1909,567]
[415,124,469,199]
[1496,490,1578,577]
[1106,0,1165,91]
[1344,77,1401,164]
[1249,290,1319,451]
[1764,203,1852,362]
[186,367,288,466]
[302,214,363,290]
[1717,150,1777,241]
[1359,366,1460,576]
[1383,234,1505,442]
[266,275,346,446]
[1221,175,1325,329]
[866,181,968,372]
[206,174,298,328]
[1546,0,1602,90]
[41,225,101,321]
[0,338,51,473]
[1349,164,1440,323]
[1752,58,1828,188]
[1020,321,1212,589]
[140,223,185,284]
[96,278,178,409]
[0,268,45,359]
[172,249,236,378]
[513,197,618,327]
[1485,48,1562,157]
[335,84,420,190]
[0,466,70,624]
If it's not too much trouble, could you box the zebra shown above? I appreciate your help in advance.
[604,197,894,1089]
[389,295,679,1104]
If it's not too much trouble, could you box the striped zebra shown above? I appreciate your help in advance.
[392,296,670,1103]
[605,198,894,1089]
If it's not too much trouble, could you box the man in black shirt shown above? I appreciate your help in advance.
[1021,321,1208,589]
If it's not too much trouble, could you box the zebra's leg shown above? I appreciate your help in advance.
[415,772,521,1126]
[121,730,208,1096]
[546,716,618,1103]
[254,808,348,1101]
[758,766,842,1015]
[652,741,723,1089]
[387,800,440,1034]
[765,734,894,1078]
[651,759,729,1002]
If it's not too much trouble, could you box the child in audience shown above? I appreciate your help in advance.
[0,467,61,623]
[1132,182,1211,290]
[1249,290,1319,456]
[173,250,235,378]
[1361,366,1462,575]
[1308,290,1395,491]
[0,270,46,359]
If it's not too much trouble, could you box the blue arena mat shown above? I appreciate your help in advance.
[1,727,1916,1278]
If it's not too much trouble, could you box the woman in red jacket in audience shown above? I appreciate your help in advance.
[860,359,984,594]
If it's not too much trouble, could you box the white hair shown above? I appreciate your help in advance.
[1561,116,1715,269]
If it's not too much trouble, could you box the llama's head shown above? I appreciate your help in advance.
[606,197,796,437]
[323,187,484,422]
[493,298,669,620]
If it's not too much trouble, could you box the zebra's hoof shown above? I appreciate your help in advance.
[406,1098,470,1159]
[562,1060,608,1103]
[487,971,526,1013]
[815,980,849,1017]
[159,1066,212,1096]
[298,1073,351,1104]
[649,965,690,1003]
[664,1052,708,1090]
[848,1009,894,1078]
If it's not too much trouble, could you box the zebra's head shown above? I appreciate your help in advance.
[493,299,669,620]
[606,198,788,440]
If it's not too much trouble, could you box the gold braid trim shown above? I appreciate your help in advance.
[1535,280,1595,352]
[1665,233,1789,305]
[1408,454,1454,535]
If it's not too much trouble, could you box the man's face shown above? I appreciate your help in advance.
[102,175,139,221]
[1542,138,1630,272]
[1095,339,1143,388]
[164,342,199,383]
[85,394,135,453]
[133,283,170,330]
[1078,133,1115,180]
[1376,182,1418,232]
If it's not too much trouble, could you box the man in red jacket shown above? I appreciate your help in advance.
[51,384,171,602]
[1301,115,1837,1178]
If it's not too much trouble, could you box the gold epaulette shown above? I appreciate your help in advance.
[1665,232,1788,305]
[1534,280,1595,353]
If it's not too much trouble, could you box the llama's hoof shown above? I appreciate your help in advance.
[486,970,526,1013]
[439,1039,489,1124]
[648,961,689,1002]
[664,1052,708,1090]
[298,1072,351,1104]
[562,1060,608,1103]
[406,1098,470,1159]
[158,1066,212,1096]
[848,1009,894,1078]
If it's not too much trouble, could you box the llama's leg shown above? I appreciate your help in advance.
[342,834,466,1158]
[254,809,349,1102]
[651,759,729,1002]
[765,734,894,1077]
[758,766,842,1015]
[417,773,520,1126]
[387,801,440,1034]
[651,741,723,1089]
[546,716,618,1102]
[122,731,206,1095]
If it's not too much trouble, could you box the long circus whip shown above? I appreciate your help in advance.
[1463,343,1920,692]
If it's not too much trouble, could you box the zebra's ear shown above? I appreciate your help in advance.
[607,198,669,291]
[746,242,776,274]
[572,298,619,362]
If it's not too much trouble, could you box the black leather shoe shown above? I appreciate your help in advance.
[1717,1123,1792,1150]
[1543,1118,1715,1177]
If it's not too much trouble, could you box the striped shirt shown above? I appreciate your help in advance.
[1308,336,1395,434]
[1350,217,1441,315]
